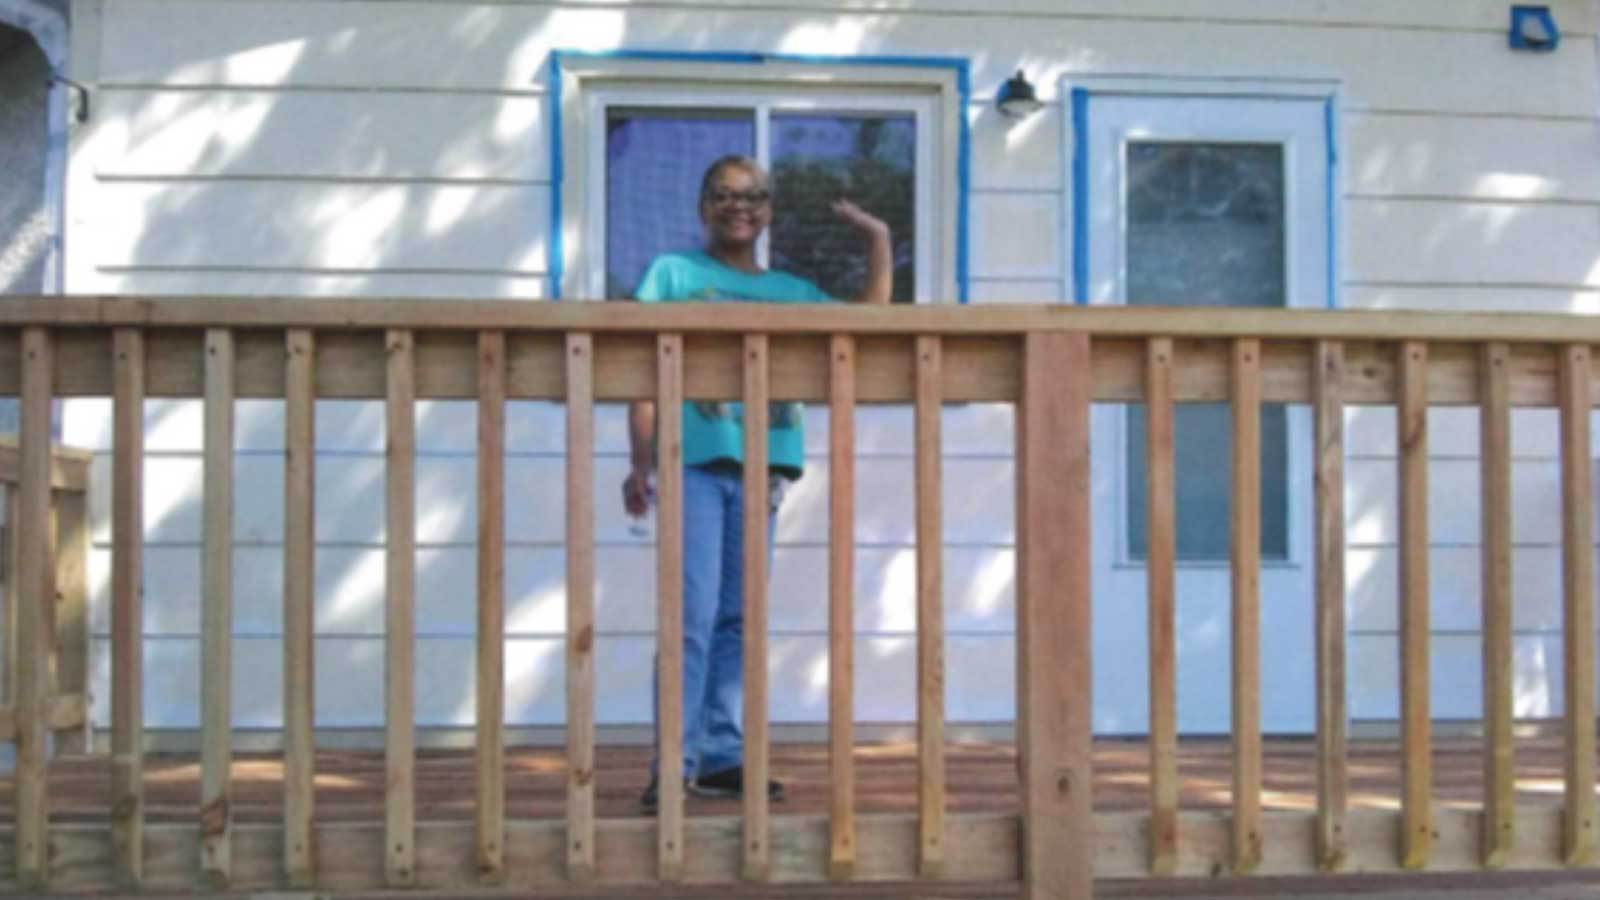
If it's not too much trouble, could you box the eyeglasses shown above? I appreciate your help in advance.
[704,188,771,208]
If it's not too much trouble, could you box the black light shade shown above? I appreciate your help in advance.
[996,69,1043,119]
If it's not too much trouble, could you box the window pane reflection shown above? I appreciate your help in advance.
[771,114,916,302]
[605,108,755,299]
[1125,142,1289,561]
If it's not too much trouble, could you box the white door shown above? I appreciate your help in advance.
[1076,92,1333,734]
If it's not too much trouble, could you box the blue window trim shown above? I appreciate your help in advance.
[1070,88,1090,305]
[548,48,972,303]
[1068,86,1341,311]
[1324,95,1340,313]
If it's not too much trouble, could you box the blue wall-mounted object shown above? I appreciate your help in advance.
[1510,5,1560,52]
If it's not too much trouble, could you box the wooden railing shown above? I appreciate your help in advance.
[0,433,92,803]
[1,297,1599,898]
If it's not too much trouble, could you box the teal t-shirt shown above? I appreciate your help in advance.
[635,251,832,478]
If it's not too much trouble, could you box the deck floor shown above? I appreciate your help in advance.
[4,733,1588,824]
[6,735,1600,898]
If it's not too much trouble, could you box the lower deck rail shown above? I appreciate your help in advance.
[1,735,1592,892]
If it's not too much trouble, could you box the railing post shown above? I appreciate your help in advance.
[566,332,599,883]
[111,327,145,887]
[1144,337,1178,876]
[915,335,946,879]
[201,328,236,887]
[476,330,506,884]
[1479,341,1514,868]
[53,477,89,756]
[3,485,15,709]
[384,329,416,887]
[1558,344,1596,865]
[1017,332,1092,900]
[741,333,772,883]
[1397,341,1432,870]
[654,333,685,882]
[1230,338,1263,875]
[283,328,317,887]
[1313,340,1348,871]
[16,327,54,890]
[828,334,857,881]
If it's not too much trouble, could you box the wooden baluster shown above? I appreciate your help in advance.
[53,475,89,756]
[915,335,946,878]
[3,485,16,708]
[742,334,771,882]
[201,328,236,887]
[476,330,506,883]
[1314,341,1348,871]
[43,490,58,742]
[1398,341,1432,870]
[566,333,599,883]
[16,328,54,889]
[828,334,857,881]
[654,333,685,882]
[1230,338,1263,875]
[1018,332,1092,900]
[1145,337,1178,876]
[1559,344,1596,866]
[1480,341,1514,869]
[111,328,144,887]
[385,329,416,887]
[283,328,316,887]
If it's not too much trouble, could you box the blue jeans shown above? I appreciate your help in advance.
[657,464,781,778]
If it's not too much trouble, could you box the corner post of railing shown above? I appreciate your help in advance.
[15,327,55,890]
[1017,331,1093,900]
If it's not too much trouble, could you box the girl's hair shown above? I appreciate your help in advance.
[699,154,768,199]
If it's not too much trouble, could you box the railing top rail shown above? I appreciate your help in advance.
[2,296,1599,344]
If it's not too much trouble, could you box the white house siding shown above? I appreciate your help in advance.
[56,0,1600,735]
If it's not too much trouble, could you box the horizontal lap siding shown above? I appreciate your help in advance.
[66,401,1023,728]
[60,0,1600,731]
[1341,398,1586,721]
[90,3,1597,118]
[87,633,1020,727]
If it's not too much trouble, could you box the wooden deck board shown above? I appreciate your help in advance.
[4,736,1591,826]
[3,737,1599,898]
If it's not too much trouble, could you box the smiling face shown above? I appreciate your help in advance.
[699,160,772,252]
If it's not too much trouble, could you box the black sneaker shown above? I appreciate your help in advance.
[640,776,660,814]
[688,765,785,802]
[640,776,693,814]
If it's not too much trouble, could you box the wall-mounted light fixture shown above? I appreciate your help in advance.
[1510,5,1560,52]
[996,70,1043,119]
[48,73,89,122]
